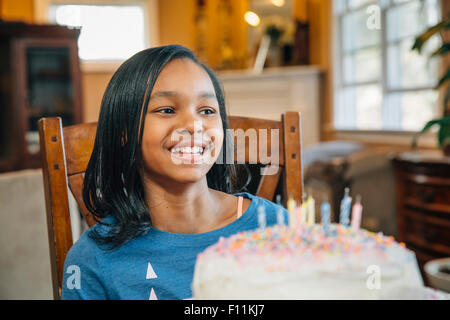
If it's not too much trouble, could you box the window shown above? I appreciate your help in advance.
[46,1,155,65]
[333,0,442,132]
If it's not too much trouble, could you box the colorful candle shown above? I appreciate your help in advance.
[275,194,285,226]
[351,194,363,230]
[339,187,352,226]
[287,195,297,230]
[276,194,282,207]
[294,206,303,230]
[257,205,266,230]
[301,193,308,225]
[287,195,296,213]
[276,208,285,226]
[321,196,331,235]
[306,192,315,225]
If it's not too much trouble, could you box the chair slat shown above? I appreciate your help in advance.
[38,117,73,300]
[282,112,303,204]
[228,116,285,165]
[63,122,97,176]
[67,173,98,228]
[255,165,282,201]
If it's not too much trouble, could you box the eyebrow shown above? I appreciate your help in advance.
[150,91,216,100]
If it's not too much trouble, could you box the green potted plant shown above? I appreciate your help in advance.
[411,15,450,156]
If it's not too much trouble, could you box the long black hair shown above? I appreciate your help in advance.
[83,45,250,249]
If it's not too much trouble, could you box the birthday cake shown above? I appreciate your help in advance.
[192,223,424,299]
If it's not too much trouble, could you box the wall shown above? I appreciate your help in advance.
[301,0,332,141]
[0,0,34,22]
[82,73,112,123]
[158,0,196,50]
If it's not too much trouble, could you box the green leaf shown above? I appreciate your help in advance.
[411,116,450,149]
[430,43,450,57]
[445,88,450,116]
[412,19,450,53]
[438,117,450,147]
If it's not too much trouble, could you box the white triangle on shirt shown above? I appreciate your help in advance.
[149,287,158,300]
[146,262,158,279]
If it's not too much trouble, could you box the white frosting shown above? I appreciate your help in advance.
[192,224,424,299]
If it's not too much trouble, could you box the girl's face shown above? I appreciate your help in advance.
[141,58,224,185]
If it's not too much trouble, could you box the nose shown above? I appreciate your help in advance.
[175,109,204,136]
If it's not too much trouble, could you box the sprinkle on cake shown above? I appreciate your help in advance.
[197,223,409,274]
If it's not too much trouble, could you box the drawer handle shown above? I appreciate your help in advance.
[420,191,436,204]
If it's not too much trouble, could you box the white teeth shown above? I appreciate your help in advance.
[171,146,204,154]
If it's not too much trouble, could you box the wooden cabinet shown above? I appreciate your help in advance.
[0,21,83,172]
[392,152,450,284]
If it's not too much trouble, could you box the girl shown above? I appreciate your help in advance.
[62,45,289,300]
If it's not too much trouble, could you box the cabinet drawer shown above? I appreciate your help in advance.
[403,181,450,212]
[403,209,450,255]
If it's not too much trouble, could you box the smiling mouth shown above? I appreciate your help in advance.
[169,145,206,156]
[167,144,213,163]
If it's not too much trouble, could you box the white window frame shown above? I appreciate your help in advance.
[332,0,442,147]
[33,0,159,73]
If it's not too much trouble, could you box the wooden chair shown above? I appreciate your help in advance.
[38,111,304,299]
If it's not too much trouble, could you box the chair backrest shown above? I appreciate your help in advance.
[38,111,303,299]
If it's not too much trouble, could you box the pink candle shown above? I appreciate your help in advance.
[351,195,363,230]
[294,206,303,230]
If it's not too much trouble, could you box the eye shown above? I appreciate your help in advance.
[156,107,175,114]
[200,108,216,115]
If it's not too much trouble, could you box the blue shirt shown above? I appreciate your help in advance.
[61,192,289,300]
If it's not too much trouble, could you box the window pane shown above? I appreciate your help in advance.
[49,5,146,61]
[343,85,383,129]
[387,0,440,43]
[386,90,439,131]
[343,47,381,83]
[334,0,441,132]
[334,89,352,129]
[401,90,439,130]
[333,0,347,14]
[348,0,376,9]
[387,36,440,89]
[342,8,381,52]
[392,0,411,4]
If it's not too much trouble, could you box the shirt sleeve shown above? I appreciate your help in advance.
[61,235,109,300]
